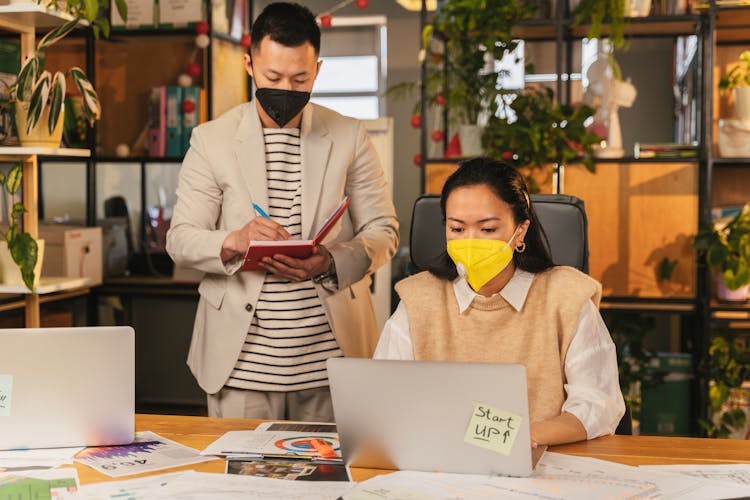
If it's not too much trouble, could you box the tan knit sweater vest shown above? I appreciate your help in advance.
[395,266,602,424]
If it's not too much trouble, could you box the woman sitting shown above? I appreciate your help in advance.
[375,157,625,446]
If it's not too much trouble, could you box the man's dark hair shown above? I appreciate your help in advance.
[250,2,321,55]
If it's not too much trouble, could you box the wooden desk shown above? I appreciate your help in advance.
[72,414,750,486]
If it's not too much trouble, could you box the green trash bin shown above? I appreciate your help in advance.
[640,352,693,436]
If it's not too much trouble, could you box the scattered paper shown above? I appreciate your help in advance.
[344,453,710,500]
[202,431,341,460]
[79,469,354,499]
[0,446,83,474]
[255,422,337,433]
[226,457,351,482]
[463,402,522,455]
[74,431,215,478]
[639,463,750,499]
[0,467,79,500]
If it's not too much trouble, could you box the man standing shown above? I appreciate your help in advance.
[166,2,398,421]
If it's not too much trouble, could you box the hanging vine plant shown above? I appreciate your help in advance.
[570,0,627,50]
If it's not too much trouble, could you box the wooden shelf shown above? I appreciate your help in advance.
[0,276,90,295]
[0,146,90,160]
[0,3,80,29]
[571,15,701,39]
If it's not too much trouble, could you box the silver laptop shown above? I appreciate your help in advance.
[327,358,544,477]
[0,326,135,450]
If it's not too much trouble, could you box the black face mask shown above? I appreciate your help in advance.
[255,88,310,127]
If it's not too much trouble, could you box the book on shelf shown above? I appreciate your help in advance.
[634,142,698,159]
[181,86,201,154]
[242,197,350,272]
[147,86,206,158]
[147,86,166,157]
[165,86,183,157]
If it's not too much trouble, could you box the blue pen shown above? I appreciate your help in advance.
[252,203,270,219]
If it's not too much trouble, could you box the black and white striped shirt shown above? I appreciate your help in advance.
[227,128,343,392]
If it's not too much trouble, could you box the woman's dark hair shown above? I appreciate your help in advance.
[427,157,555,280]
[250,2,321,55]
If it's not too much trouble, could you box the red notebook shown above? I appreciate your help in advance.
[241,197,350,271]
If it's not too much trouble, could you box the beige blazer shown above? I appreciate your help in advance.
[166,102,399,394]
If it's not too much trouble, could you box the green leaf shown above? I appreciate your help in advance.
[38,19,79,51]
[10,202,26,220]
[16,57,39,102]
[115,0,128,22]
[6,163,22,195]
[71,68,101,124]
[48,72,66,135]
[9,232,37,291]
[99,17,110,39]
[83,0,98,22]
[26,71,51,135]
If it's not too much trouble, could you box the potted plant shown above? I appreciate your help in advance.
[719,50,750,123]
[9,0,127,146]
[570,0,627,51]
[701,332,750,438]
[482,87,601,191]
[0,163,41,290]
[387,0,536,157]
[693,204,750,302]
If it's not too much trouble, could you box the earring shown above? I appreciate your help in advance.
[515,241,526,253]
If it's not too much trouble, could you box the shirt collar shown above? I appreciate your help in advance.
[452,268,535,314]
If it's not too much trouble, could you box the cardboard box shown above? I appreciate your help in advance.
[39,224,103,286]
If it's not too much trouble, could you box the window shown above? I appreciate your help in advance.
[311,17,387,120]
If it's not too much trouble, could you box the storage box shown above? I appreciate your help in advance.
[718,119,750,157]
[39,224,103,286]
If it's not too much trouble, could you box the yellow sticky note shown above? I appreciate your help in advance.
[463,402,522,455]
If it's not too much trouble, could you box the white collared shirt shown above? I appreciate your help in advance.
[374,268,626,439]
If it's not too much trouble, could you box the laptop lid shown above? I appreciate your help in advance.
[0,326,135,450]
[327,358,537,477]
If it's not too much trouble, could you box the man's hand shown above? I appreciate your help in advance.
[221,217,291,263]
[259,245,331,282]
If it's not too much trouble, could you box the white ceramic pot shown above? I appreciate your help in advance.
[734,86,750,125]
[715,274,749,302]
[15,101,64,148]
[0,239,44,289]
[458,124,483,157]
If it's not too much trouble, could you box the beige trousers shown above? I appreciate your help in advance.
[207,386,334,422]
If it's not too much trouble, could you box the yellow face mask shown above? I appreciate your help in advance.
[446,229,519,291]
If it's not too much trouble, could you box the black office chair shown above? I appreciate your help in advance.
[408,193,633,435]
[409,193,589,273]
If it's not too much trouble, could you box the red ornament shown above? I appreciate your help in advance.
[413,152,422,167]
[320,13,332,28]
[240,33,251,49]
[356,0,369,8]
[187,62,201,77]
[445,133,462,158]
[410,114,421,129]
[434,94,446,106]
[431,129,445,143]
[195,21,210,35]
[182,99,196,114]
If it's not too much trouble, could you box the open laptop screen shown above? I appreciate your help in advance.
[0,326,135,451]
[327,358,536,477]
